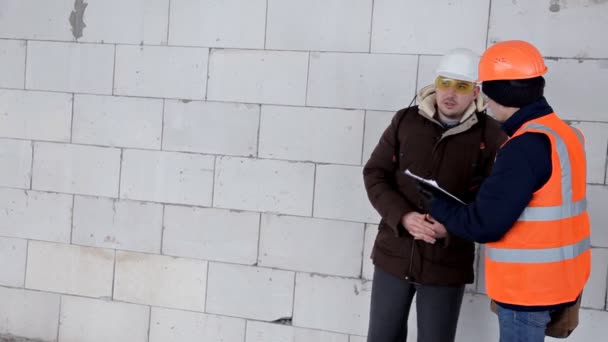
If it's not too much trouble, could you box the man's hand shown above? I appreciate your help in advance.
[426,215,448,238]
[401,212,438,244]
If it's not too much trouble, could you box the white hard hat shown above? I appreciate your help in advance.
[435,48,479,83]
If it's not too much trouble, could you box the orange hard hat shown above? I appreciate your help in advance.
[478,40,547,82]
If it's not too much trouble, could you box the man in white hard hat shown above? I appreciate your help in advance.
[363,48,507,342]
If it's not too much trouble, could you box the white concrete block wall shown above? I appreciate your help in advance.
[0,138,32,189]
[26,41,115,94]
[25,241,115,298]
[114,251,208,311]
[120,149,215,206]
[114,45,209,100]
[307,52,418,111]
[0,89,72,141]
[258,214,364,277]
[1,1,607,341]
[59,296,150,342]
[207,49,309,106]
[162,205,259,264]
[0,40,26,89]
[163,100,260,157]
[72,196,163,253]
[0,237,27,287]
[266,0,372,52]
[0,287,60,341]
[169,0,266,49]
[33,142,121,197]
[371,0,490,54]
[150,307,246,342]
[72,94,163,149]
[206,263,295,321]
[259,106,365,164]
[488,0,608,58]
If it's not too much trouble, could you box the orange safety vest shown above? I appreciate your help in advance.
[485,113,591,306]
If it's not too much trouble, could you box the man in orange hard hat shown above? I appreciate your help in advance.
[423,40,590,341]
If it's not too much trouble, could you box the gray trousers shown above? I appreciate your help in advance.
[366,267,465,342]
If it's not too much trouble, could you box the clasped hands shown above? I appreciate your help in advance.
[401,212,447,244]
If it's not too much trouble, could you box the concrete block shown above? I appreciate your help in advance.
[114,251,207,311]
[72,196,163,253]
[350,336,366,342]
[371,0,489,54]
[163,205,259,264]
[569,122,608,184]
[0,0,73,41]
[0,237,27,287]
[59,296,149,342]
[314,164,380,223]
[206,262,294,321]
[417,55,443,90]
[588,185,608,248]
[207,49,308,106]
[362,224,377,280]
[0,188,72,243]
[488,0,608,58]
[79,0,169,45]
[169,0,266,49]
[266,0,372,52]
[114,45,208,100]
[582,248,608,309]
[150,307,246,342]
[246,321,349,342]
[259,106,365,165]
[214,157,314,216]
[362,111,394,165]
[120,149,214,206]
[163,100,259,157]
[26,41,114,94]
[0,39,26,88]
[32,142,121,197]
[0,89,72,142]
[307,52,418,111]
[25,241,114,298]
[259,214,363,277]
[545,59,608,122]
[0,138,32,189]
[293,274,371,336]
[0,287,60,341]
[259,214,364,277]
[72,94,163,149]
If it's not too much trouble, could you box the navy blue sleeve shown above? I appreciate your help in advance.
[430,133,552,243]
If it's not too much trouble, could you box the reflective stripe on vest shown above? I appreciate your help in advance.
[486,236,590,263]
[487,122,589,264]
[516,123,586,222]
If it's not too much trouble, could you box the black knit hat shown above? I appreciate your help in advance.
[482,76,545,108]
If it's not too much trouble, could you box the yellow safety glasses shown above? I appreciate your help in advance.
[435,76,476,94]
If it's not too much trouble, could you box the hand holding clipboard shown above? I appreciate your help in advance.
[404,169,466,205]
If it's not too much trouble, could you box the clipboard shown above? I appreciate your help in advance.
[404,169,466,205]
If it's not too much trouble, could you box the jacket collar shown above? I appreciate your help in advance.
[502,97,554,136]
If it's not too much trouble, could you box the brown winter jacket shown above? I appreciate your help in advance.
[363,85,508,286]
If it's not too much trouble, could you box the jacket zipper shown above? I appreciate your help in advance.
[406,238,415,281]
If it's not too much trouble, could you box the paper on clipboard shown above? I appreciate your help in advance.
[404,169,466,205]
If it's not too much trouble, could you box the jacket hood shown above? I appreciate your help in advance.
[416,84,486,123]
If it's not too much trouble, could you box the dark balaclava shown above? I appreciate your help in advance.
[482,76,545,108]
